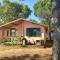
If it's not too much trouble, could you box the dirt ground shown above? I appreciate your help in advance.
[0,45,52,60]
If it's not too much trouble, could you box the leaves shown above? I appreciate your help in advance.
[34,0,52,29]
[34,0,52,40]
[34,0,52,19]
[30,19,38,23]
[0,0,31,25]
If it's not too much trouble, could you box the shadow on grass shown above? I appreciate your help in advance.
[0,54,52,60]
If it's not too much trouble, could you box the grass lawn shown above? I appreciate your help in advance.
[0,44,52,60]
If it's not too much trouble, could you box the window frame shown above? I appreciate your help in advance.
[10,28,16,36]
[26,28,41,37]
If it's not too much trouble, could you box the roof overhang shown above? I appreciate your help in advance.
[0,18,46,29]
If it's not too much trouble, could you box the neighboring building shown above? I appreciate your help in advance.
[0,18,46,45]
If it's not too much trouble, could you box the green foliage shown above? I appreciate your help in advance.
[40,19,54,29]
[35,0,53,29]
[40,19,50,26]
[0,37,21,45]
[34,0,52,40]
[0,0,31,25]
[30,19,38,23]
[34,0,51,19]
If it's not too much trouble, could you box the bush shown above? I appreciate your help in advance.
[44,40,53,48]
[0,38,7,44]
[0,37,21,46]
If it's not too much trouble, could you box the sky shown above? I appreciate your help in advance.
[0,0,41,22]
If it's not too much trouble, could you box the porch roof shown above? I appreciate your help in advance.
[0,18,46,29]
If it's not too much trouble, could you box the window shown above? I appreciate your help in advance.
[10,28,16,36]
[26,28,41,37]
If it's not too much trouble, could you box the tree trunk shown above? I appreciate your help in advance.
[52,0,60,60]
